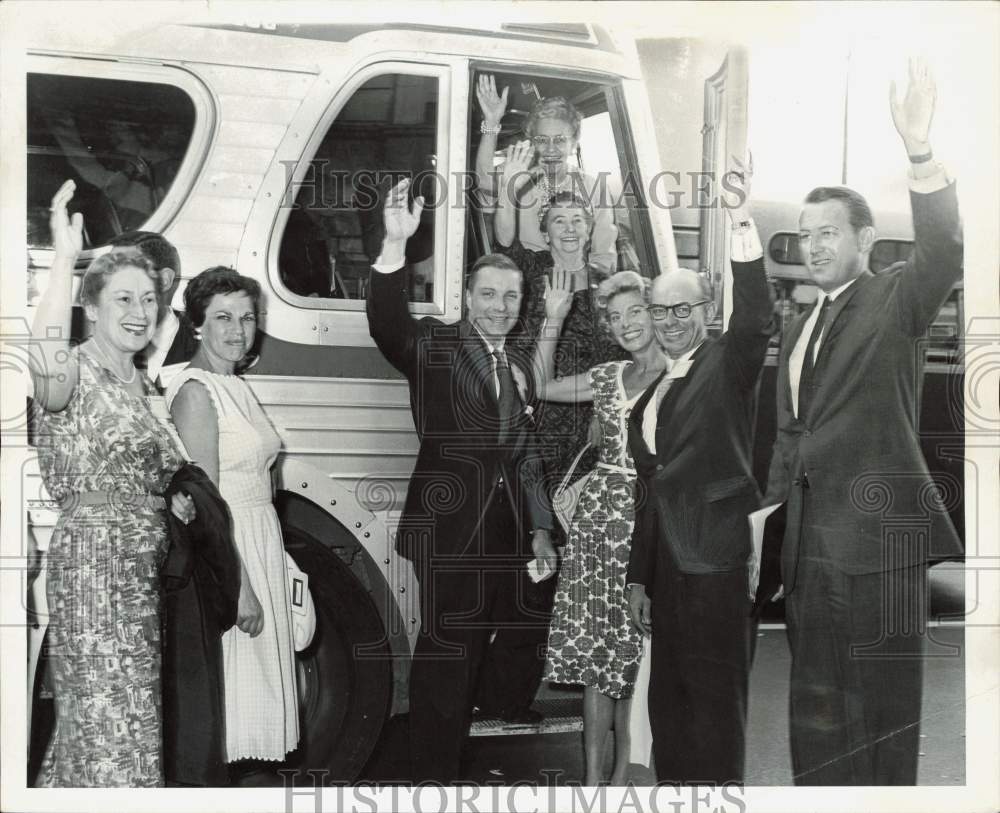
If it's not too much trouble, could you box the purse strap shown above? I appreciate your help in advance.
[557,443,592,492]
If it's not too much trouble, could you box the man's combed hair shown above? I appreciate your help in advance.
[804,186,875,232]
[113,230,182,275]
[466,253,522,290]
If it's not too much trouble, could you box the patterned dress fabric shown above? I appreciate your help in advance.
[543,361,644,699]
[503,240,626,484]
[35,348,185,787]
[166,368,299,761]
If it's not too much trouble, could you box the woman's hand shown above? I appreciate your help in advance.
[49,179,84,260]
[544,268,576,320]
[499,140,537,205]
[476,74,509,128]
[169,491,195,525]
[237,578,265,637]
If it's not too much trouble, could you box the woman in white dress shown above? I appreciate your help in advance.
[166,267,299,764]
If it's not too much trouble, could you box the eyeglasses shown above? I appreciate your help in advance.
[530,135,571,149]
[647,300,710,320]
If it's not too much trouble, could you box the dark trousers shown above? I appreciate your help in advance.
[786,548,926,785]
[408,495,547,783]
[648,554,752,784]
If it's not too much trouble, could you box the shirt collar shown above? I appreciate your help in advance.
[472,324,505,355]
[665,340,704,370]
[150,307,180,349]
[820,276,859,305]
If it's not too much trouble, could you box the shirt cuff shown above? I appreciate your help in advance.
[907,164,952,195]
[730,219,764,263]
[372,258,405,274]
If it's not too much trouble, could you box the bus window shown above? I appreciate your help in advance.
[468,69,657,278]
[27,73,195,251]
[276,73,440,302]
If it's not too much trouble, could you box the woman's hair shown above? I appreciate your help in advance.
[538,191,594,232]
[596,270,650,315]
[525,96,583,141]
[183,266,262,327]
[80,251,159,307]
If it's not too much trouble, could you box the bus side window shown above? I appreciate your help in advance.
[276,73,440,302]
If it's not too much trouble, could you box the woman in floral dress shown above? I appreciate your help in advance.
[533,269,666,785]
[30,180,194,786]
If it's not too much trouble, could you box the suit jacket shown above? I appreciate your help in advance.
[765,182,963,585]
[367,267,554,570]
[163,309,201,367]
[626,257,773,584]
[161,463,242,786]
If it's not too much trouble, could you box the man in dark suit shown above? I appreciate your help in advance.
[761,60,963,785]
[366,179,557,783]
[625,170,773,784]
[113,230,199,386]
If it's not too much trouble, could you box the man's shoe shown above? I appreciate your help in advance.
[499,707,544,725]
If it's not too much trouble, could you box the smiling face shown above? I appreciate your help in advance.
[531,117,577,176]
[650,270,716,359]
[606,289,654,354]
[798,199,872,292]
[543,204,592,265]
[198,291,258,372]
[84,265,159,354]
[465,265,523,341]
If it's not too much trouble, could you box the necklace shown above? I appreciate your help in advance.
[89,336,137,384]
[536,170,572,204]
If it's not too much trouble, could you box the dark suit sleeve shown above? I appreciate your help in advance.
[367,266,423,378]
[893,181,963,336]
[725,256,774,388]
[625,417,656,587]
[762,326,798,504]
[520,446,555,532]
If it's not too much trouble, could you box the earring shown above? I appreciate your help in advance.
[193,329,202,341]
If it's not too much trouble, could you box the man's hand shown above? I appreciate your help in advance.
[628,583,652,637]
[531,530,558,579]
[379,178,424,266]
[236,578,265,637]
[724,153,754,224]
[890,57,936,155]
[476,74,509,129]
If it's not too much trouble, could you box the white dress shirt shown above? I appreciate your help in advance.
[640,343,701,454]
[144,308,180,384]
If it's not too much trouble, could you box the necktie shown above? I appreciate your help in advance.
[493,348,519,442]
[797,296,832,419]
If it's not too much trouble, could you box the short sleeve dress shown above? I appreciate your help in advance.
[35,348,185,787]
[165,368,299,762]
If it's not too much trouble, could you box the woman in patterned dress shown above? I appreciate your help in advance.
[533,270,667,785]
[29,180,195,786]
[166,267,299,765]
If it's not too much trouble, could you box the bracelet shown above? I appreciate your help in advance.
[480,121,502,136]
[908,150,933,164]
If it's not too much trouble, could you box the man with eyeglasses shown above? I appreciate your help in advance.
[625,159,773,784]
[760,61,962,786]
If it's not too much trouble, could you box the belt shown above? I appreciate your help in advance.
[59,490,167,512]
[596,462,637,476]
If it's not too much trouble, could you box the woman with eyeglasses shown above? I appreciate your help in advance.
[474,74,618,275]
[532,269,666,785]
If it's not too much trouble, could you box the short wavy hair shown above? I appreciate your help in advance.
[596,270,650,315]
[80,251,159,308]
[183,266,262,327]
[525,96,583,141]
[538,191,595,232]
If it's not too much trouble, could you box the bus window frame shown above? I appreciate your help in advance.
[26,54,215,269]
[266,61,452,316]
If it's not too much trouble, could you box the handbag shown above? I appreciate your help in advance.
[552,443,593,535]
[285,552,316,651]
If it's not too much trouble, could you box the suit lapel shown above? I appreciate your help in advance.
[457,320,499,409]
[811,273,869,369]
[629,371,664,459]
[654,341,711,436]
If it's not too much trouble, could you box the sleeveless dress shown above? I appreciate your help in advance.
[35,348,185,786]
[165,368,299,761]
[543,360,644,699]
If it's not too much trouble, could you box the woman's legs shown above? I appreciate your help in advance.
[610,696,633,785]
[583,686,614,784]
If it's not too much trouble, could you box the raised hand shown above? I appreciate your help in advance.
[49,179,84,259]
[724,152,754,222]
[383,178,424,242]
[476,74,509,128]
[501,139,537,198]
[544,268,576,320]
[890,58,936,154]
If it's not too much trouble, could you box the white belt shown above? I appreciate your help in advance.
[596,462,636,476]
